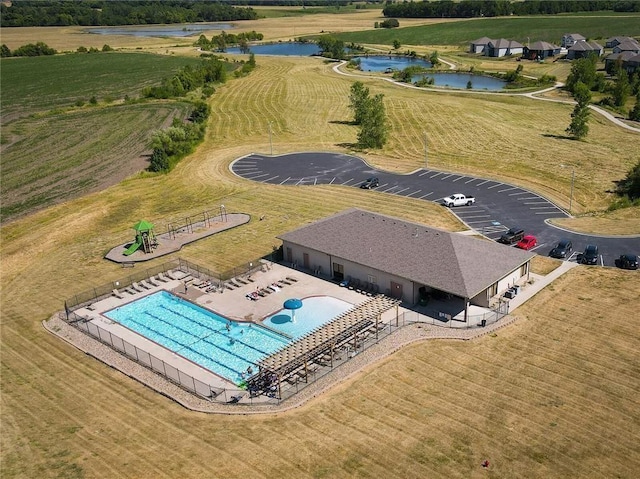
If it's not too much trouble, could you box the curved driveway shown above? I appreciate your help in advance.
[232,152,639,267]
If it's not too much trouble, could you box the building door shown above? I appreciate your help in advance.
[390,281,403,300]
[333,262,344,280]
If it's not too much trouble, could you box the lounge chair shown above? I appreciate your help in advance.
[156,273,169,282]
[147,277,160,287]
[112,289,125,299]
[227,393,245,404]
[268,283,280,292]
[236,277,248,285]
[286,276,298,282]
[140,280,154,289]
[131,282,145,292]
[280,278,292,285]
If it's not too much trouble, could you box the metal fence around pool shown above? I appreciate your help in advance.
[61,259,509,406]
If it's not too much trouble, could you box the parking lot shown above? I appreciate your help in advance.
[231,152,639,266]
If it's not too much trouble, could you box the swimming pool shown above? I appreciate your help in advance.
[262,296,352,339]
[104,291,352,385]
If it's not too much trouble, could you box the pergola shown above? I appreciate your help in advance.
[248,295,401,397]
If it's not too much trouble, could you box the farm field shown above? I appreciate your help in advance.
[334,12,640,47]
[1,10,640,479]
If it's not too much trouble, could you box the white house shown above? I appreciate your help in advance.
[561,33,586,48]
[486,38,524,57]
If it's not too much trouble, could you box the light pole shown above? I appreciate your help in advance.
[561,165,575,215]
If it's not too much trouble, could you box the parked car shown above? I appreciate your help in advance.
[498,227,525,245]
[549,239,573,259]
[360,177,379,189]
[516,235,538,250]
[615,254,638,270]
[578,244,599,265]
[442,193,475,207]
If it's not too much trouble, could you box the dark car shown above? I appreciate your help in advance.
[498,227,525,245]
[615,254,639,270]
[549,239,573,259]
[360,177,379,189]
[578,244,599,265]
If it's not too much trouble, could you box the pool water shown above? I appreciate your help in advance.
[262,296,352,338]
[225,42,321,56]
[104,291,351,384]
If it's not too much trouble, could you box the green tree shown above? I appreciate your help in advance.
[317,35,345,60]
[149,148,169,172]
[565,55,597,93]
[1,44,11,57]
[629,93,640,121]
[393,39,401,50]
[349,81,370,125]
[102,44,113,52]
[612,68,631,107]
[614,160,640,200]
[566,81,591,139]
[429,51,440,66]
[358,94,388,149]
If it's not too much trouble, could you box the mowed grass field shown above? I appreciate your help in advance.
[1,12,640,478]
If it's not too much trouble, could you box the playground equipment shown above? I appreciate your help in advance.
[124,220,157,256]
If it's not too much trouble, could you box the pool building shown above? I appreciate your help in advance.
[279,209,534,322]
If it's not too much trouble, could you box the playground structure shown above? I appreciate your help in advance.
[124,220,158,256]
[105,207,250,264]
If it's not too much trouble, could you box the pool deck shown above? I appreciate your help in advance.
[53,260,578,410]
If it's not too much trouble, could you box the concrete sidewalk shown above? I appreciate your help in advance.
[508,260,578,311]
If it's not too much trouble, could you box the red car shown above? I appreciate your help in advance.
[516,235,537,250]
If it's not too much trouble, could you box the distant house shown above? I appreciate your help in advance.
[613,39,640,54]
[486,38,524,58]
[523,41,561,60]
[605,52,640,75]
[469,37,492,54]
[561,33,586,48]
[605,36,637,48]
[567,40,603,60]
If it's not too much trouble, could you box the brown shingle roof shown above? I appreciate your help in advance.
[278,209,533,299]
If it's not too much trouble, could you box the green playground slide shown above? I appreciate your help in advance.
[123,240,142,256]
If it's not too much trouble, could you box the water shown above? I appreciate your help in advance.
[413,72,506,91]
[262,296,353,339]
[104,291,351,384]
[352,55,431,72]
[225,42,321,56]
[87,23,233,38]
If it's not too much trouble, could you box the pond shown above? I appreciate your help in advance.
[412,72,507,91]
[225,42,321,56]
[87,23,233,37]
[352,55,431,72]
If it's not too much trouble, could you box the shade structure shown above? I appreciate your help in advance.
[132,219,154,232]
[283,298,303,322]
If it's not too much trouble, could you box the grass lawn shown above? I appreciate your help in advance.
[1,13,640,479]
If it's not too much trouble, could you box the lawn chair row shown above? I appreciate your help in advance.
[110,270,187,299]
[347,279,379,296]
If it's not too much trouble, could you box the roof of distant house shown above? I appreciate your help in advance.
[569,40,603,51]
[527,41,559,51]
[278,209,533,299]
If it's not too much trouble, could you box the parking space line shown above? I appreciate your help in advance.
[452,176,465,182]
[531,243,546,251]
[476,180,490,186]
[245,173,271,180]
[523,201,549,205]
[498,187,518,193]
[341,179,356,186]
[418,192,433,199]
[430,172,443,178]
[508,191,529,196]
[394,187,411,195]
[406,190,424,197]
[418,171,430,177]
[487,183,503,189]
[529,206,558,209]
[459,215,490,219]
[465,178,478,184]
[518,196,541,201]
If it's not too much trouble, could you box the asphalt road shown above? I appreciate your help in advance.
[231,152,640,268]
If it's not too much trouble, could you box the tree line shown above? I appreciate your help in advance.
[0,1,257,27]
[195,31,264,53]
[382,1,639,19]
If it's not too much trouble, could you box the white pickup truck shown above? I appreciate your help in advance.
[443,193,475,207]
